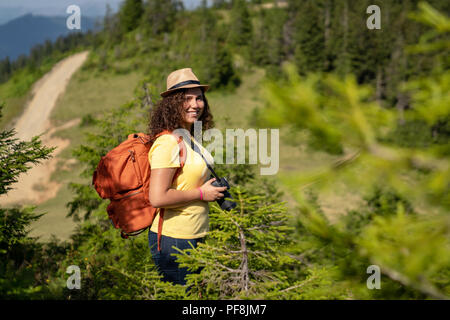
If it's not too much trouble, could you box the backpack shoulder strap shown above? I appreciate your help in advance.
[174,134,187,170]
[153,130,187,169]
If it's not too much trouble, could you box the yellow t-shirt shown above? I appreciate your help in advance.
[148,133,214,239]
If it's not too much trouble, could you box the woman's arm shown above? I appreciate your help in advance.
[149,167,227,208]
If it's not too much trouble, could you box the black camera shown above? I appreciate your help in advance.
[187,136,236,211]
[211,177,236,211]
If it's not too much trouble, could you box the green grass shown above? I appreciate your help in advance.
[28,180,80,242]
[50,67,144,126]
[0,67,45,130]
[0,95,28,130]
[208,66,265,128]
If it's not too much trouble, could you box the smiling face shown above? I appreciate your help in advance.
[182,87,205,130]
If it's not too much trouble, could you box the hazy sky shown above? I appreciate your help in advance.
[0,0,205,25]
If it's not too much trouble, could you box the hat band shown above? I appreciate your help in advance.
[169,80,201,90]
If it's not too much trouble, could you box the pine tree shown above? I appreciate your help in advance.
[103,3,122,45]
[212,0,230,9]
[197,40,241,90]
[0,107,55,195]
[251,5,287,71]
[0,103,56,298]
[0,57,11,83]
[142,0,183,36]
[228,0,253,47]
[175,186,299,299]
[119,0,144,34]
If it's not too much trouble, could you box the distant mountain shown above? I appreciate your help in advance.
[0,0,123,26]
[0,6,29,26]
[0,13,101,61]
[0,0,204,26]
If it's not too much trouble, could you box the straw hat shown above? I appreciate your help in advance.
[160,68,210,97]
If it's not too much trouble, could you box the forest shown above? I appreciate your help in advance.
[0,0,449,300]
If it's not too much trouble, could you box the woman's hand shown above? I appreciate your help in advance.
[149,169,227,207]
[199,178,227,202]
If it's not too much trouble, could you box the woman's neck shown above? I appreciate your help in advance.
[181,122,193,133]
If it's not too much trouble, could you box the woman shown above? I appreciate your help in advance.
[147,68,227,285]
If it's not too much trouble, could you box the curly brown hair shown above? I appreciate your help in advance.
[147,88,214,142]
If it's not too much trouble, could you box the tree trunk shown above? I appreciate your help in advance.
[342,0,349,74]
[324,0,331,70]
[376,67,384,106]
[239,227,249,293]
[396,92,408,125]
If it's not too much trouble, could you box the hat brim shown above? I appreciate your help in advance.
[160,84,210,97]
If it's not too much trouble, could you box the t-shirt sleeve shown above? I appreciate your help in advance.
[148,134,181,169]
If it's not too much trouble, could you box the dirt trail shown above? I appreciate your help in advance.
[0,51,89,206]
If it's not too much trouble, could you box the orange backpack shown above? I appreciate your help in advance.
[92,131,186,250]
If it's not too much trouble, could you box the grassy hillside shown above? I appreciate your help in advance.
[28,59,145,241]
[0,50,86,130]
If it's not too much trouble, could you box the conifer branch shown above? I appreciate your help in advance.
[247,221,284,231]
[280,275,319,293]
[373,261,449,300]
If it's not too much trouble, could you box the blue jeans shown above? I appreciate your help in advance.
[148,230,203,285]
